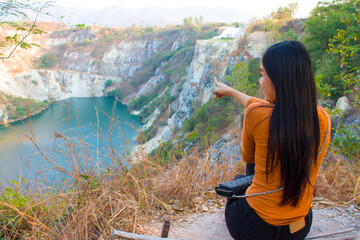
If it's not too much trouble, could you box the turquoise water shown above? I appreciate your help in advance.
[0,97,141,184]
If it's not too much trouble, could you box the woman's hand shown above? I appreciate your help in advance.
[213,77,251,107]
[213,77,233,99]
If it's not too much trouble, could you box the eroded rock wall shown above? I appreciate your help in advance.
[142,39,248,152]
[0,27,269,152]
[0,30,165,101]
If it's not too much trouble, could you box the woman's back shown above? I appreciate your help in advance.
[213,40,330,239]
[242,97,331,225]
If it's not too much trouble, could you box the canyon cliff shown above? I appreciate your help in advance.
[0,24,272,150]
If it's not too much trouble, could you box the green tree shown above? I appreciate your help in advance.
[35,53,58,68]
[327,28,359,99]
[183,17,193,26]
[105,79,113,87]
[247,58,261,88]
[0,0,87,60]
[304,0,360,67]
[225,62,257,96]
[223,61,258,121]
[304,0,360,100]
[0,0,54,59]
[195,15,204,25]
[318,13,360,102]
[270,4,297,20]
[311,6,360,161]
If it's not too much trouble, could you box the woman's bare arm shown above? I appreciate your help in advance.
[213,77,252,107]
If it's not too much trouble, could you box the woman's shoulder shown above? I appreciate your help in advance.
[246,97,274,113]
[317,105,330,115]
[317,106,331,122]
[317,106,331,132]
[246,97,272,108]
[245,97,273,123]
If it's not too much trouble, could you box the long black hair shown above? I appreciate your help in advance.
[262,40,320,207]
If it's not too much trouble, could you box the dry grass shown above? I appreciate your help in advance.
[315,152,360,204]
[1,114,359,239]
[0,121,241,239]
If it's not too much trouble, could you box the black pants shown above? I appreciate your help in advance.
[225,198,312,240]
[246,163,255,176]
[225,163,312,240]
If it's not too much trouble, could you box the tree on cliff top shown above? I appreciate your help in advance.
[270,2,298,20]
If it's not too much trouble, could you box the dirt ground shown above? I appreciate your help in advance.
[141,202,360,240]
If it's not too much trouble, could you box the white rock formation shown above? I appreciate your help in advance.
[139,38,247,151]
[3,70,123,101]
[245,31,274,58]
[336,96,353,114]
[168,39,243,129]
[213,27,245,39]
[137,74,164,96]
[101,40,163,77]
[0,30,165,102]
[171,35,188,51]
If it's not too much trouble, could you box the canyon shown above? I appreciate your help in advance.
[0,24,272,151]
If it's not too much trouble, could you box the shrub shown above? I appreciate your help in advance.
[149,141,184,166]
[131,51,176,87]
[129,94,154,110]
[137,126,157,144]
[0,177,30,238]
[208,114,228,129]
[105,79,113,87]
[332,120,360,161]
[78,38,91,46]
[35,53,58,69]
[107,89,123,99]
[182,117,197,133]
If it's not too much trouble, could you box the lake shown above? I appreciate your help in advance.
[0,97,141,184]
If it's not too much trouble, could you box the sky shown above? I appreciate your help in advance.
[54,0,320,18]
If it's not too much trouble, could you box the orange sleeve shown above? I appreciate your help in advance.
[246,97,268,108]
[241,103,256,163]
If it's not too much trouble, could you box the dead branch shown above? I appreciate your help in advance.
[111,230,186,240]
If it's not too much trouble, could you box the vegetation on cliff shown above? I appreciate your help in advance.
[115,24,219,103]
[246,2,304,42]
[180,58,261,150]
[0,93,49,122]
[114,23,221,142]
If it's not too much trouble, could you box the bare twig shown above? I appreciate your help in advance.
[0,14,39,60]
[111,229,186,240]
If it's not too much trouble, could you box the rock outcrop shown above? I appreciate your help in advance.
[0,30,166,101]
[245,31,273,58]
[11,70,123,101]
[142,39,247,151]
[208,133,242,163]
[62,40,163,77]
[169,39,244,129]
[335,96,353,115]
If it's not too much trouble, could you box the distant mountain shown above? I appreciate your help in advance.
[38,5,255,27]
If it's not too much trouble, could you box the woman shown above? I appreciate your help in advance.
[213,40,331,240]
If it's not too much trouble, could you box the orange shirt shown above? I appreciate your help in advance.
[242,97,331,226]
